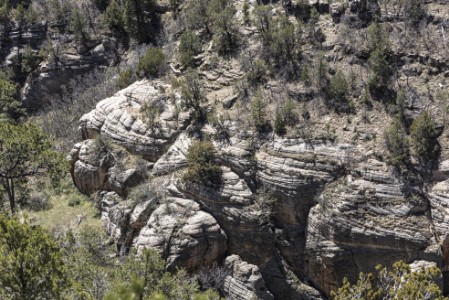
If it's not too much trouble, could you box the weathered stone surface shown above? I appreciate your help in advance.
[256,139,348,197]
[222,255,274,300]
[68,140,112,195]
[152,133,192,175]
[305,159,440,296]
[429,179,449,291]
[69,139,148,196]
[134,197,227,271]
[22,38,118,109]
[79,80,190,161]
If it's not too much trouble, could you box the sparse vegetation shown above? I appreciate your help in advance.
[2,1,449,300]
[212,5,240,54]
[384,118,409,167]
[116,69,135,89]
[328,69,349,111]
[179,30,202,68]
[251,89,268,132]
[181,70,205,122]
[137,47,166,78]
[410,111,440,162]
[332,261,447,300]
[183,140,222,187]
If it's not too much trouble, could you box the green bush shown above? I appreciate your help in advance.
[183,140,222,187]
[0,71,25,121]
[70,7,89,44]
[368,47,392,93]
[366,20,392,94]
[274,110,286,135]
[367,20,389,53]
[384,118,409,167]
[28,191,51,211]
[332,261,446,300]
[116,69,135,89]
[254,5,272,44]
[21,44,43,76]
[0,215,67,299]
[179,30,202,67]
[245,58,269,86]
[137,47,166,78]
[68,198,81,207]
[328,70,348,103]
[212,6,240,54]
[268,15,300,76]
[410,111,440,161]
[251,89,268,132]
[313,54,329,94]
[103,0,125,37]
[181,70,205,122]
[282,99,298,126]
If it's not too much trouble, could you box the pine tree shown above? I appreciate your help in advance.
[384,118,409,167]
[410,111,440,161]
[0,215,67,299]
[0,123,66,213]
[251,89,267,132]
[124,0,156,43]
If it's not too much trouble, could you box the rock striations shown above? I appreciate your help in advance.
[66,74,449,299]
[66,0,449,299]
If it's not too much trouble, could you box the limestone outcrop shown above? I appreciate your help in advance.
[222,255,274,300]
[79,80,190,161]
[68,139,148,196]
[305,159,439,295]
[134,197,228,271]
[70,79,449,300]
[64,0,449,298]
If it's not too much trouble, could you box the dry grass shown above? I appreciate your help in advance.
[25,176,102,233]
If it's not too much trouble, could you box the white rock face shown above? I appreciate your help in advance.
[305,159,439,296]
[79,80,190,161]
[152,132,192,175]
[70,79,449,299]
[222,255,274,300]
[134,197,228,271]
[68,140,111,194]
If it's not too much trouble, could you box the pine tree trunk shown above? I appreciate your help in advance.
[4,178,15,214]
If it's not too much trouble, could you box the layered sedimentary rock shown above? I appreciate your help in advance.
[68,139,147,196]
[305,159,440,296]
[69,70,449,300]
[222,255,274,300]
[79,80,190,161]
[134,197,228,271]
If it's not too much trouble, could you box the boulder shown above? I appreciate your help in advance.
[69,139,149,196]
[222,255,274,300]
[79,80,190,161]
[68,140,112,194]
[134,197,228,271]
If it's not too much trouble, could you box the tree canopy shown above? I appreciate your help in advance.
[0,215,67,300]
[331,261,447,300]
[0,122,66,213]
[410,111,440,162]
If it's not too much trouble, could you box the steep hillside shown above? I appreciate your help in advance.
[3,0,449,299]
